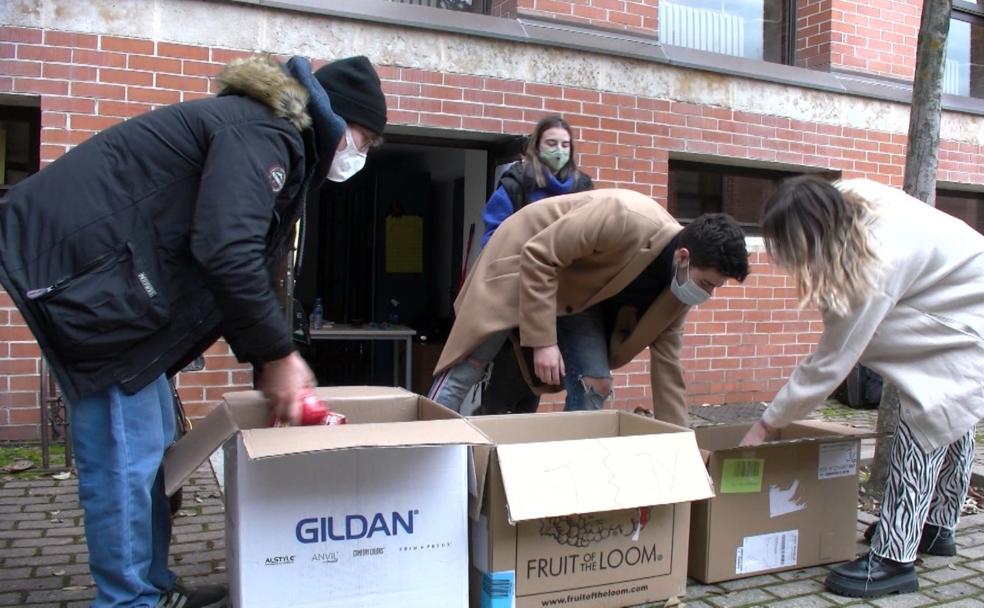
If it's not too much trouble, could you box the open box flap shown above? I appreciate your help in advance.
[496,432,714,524]
[239,419,491,459]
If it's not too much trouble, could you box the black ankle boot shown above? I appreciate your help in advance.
[825,552,918,598]
[919,523,957,556]
[863,520,958,556]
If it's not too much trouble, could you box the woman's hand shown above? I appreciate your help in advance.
[739,418,777,446]
[533,344,565,386]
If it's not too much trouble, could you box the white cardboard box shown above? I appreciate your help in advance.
[164,386,491,608]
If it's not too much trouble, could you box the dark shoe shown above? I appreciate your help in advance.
[825,552,918,598]
[863,520,957,556]
[157,582,227,608]
[919,523,957,556]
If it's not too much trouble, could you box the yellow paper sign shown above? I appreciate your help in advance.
[385,215,423,274]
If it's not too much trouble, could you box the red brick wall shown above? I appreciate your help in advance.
[2,18,984,436]
[516,0,658,36]
[0,292,40,440]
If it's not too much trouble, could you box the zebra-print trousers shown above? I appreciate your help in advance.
[870,414,976,563]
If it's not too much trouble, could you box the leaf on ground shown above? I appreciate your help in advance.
[51,570,65,576]
[51,471,72,480]
[3,459,34,473]
[664,597,683,607]
[961,499,979,515]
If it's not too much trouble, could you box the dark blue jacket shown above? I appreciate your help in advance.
[481,162,593,247]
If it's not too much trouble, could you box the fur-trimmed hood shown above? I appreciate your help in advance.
[216,55,311,131]
[215,55,346,192]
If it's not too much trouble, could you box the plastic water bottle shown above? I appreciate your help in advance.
[310,297,324,330]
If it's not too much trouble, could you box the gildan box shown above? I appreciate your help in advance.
[164,386,491,608]
[688,420,876,583]
[467,411,713,608]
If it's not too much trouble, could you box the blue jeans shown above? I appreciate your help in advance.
[557,306,613,411]
[431,308,613,413]
[70,374,177,608]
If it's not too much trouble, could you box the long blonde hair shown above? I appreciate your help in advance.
[761,176,881,316]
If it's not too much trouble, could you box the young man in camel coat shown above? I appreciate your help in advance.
[429,188,749,426]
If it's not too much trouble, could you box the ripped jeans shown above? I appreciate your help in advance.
[429,307,613,413]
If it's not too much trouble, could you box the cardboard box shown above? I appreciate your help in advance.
[467,411,714,608]
[688,420,876,583]
[164,386,491,608]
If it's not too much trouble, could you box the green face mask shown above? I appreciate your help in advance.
[539,148,570,172]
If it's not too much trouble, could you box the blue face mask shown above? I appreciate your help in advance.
[670,259,710,306]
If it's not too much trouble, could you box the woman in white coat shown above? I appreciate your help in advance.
[741,176,984,599]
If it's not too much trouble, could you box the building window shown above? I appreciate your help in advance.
[388,0,491,14]
[0,101,41,198]
[936,189,984,234]
[946,1,984,98]
[667,161,807,235]
[658,0,794,64]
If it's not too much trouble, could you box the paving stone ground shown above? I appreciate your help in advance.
[0,464,225,608]
[1,402,982,607]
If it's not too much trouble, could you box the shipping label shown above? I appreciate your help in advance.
[818,442,858,480]
[735,529,799,575]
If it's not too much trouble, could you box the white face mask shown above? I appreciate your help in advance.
[327,128,367,182]
[670,259,710,306]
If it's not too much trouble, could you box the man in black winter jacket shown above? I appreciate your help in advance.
[0,54,387,608]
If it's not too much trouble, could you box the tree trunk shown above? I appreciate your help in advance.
[866,0,951,501]
[903,0,952,205]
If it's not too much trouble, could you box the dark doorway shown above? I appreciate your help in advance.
[294,129,516,391]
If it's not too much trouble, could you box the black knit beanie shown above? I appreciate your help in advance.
[314,56,387,135]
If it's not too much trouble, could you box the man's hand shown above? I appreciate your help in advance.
[739,418,776,446]
[533,344,565,386]
[256,351,315,425]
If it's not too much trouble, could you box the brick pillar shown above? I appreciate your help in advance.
[970,20,984,98]
[796,0,834,70]
[489,0,518,18]
[516,0,658,37]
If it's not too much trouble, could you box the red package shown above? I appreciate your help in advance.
[299,392,329,425]
[271,390,347,427]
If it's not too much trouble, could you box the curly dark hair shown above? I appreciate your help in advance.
[678,213,750,282]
